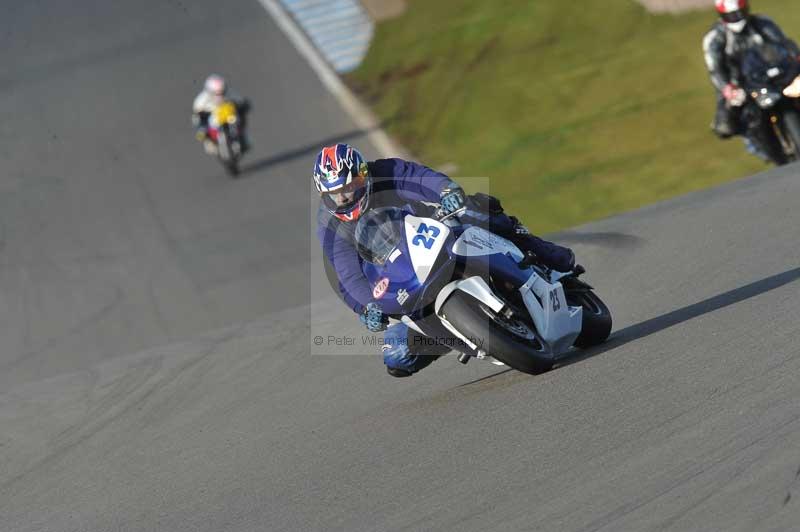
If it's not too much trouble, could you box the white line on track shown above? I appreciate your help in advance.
[256,0,407,159]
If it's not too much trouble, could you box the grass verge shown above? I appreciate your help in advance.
[348,0,800,233]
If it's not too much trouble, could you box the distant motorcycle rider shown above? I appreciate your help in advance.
[703,0,800,161]
[314,143,577,378]
[192,74,251,154]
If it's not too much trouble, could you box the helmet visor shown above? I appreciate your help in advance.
[321,173,368,214]
[721,9,748,24]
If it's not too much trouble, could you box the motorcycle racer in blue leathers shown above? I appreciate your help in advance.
[314,143,576,377]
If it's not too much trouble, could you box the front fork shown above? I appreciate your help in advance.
[769,98,800,158]
[769,114,796,157]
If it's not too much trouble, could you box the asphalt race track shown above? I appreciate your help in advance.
[0,0,380,388]
[2,2,800,531]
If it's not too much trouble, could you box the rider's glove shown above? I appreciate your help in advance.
[722,83,747,107]
[360,302,388,332]
[195,128,208,141]
[440,187,466,214]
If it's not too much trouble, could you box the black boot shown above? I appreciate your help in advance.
[385,354,441,378]
[511,234,575,272]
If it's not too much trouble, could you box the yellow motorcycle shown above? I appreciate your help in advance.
[206,101,244,176]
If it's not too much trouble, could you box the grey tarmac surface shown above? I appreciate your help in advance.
[2,2,800,532]
[0,0,379,388]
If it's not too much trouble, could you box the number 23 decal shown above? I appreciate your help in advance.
[412,223,440,249]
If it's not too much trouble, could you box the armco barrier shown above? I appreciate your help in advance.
[278,0,374,73]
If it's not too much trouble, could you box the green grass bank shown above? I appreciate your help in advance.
[348,0,800,233]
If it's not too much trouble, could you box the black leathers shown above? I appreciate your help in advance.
[703,15,799,156]
[703,16,799,93]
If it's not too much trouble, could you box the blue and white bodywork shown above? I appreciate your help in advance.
[357,204,584,368]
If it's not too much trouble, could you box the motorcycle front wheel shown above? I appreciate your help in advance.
[225,158,240,177]
[440,291,554,375]
[780,109,800,162]
[564,289,612,348]
[217,131,239,177]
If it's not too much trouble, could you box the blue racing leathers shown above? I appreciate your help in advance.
[316,158,575,375]
[317,158,454,315]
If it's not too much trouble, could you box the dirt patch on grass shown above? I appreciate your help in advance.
[361,0,406,21]
[637,0,713,13]
[346,61,429,107]
[378,62,430,85]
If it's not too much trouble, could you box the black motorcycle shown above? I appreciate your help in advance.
[740,41,800,165]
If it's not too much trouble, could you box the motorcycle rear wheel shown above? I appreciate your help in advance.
[440,291,553,375]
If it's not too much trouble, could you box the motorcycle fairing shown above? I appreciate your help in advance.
[404,215,451,284]
[361,209,584,357]
[519,272,582,356]
[448,225,582,355]
[451,226,526,262]
[210,101,238,127]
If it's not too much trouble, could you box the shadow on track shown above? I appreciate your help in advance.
[459,266,800,386]
[554,231,646,250]
[564,265,800,366]
[236,127,379,177]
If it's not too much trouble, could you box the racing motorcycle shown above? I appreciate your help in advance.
[740,41,800,165]
[205,100,245,176]
[355,204,612,375]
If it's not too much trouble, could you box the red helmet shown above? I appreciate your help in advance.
[716,0,750,32]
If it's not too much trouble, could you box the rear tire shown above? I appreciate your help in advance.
[781,109,800,162]
[440,291,553,375]
[565,290,612,348]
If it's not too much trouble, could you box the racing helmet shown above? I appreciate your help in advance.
[204,74,227,96]
[716,0,750,33]
[313,144,371,222]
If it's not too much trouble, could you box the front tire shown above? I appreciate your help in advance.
[781,109,800,162]
[226,159,240,177]
[217,130,239,177]
[565,289,612,347]
[440,291,553,375]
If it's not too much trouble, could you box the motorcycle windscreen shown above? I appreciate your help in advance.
[357,208,457,317]
[354,206,404,265]
[741,42,797,88]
